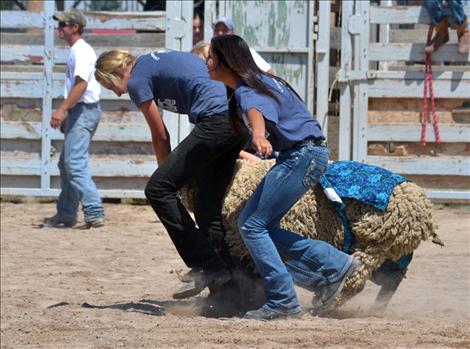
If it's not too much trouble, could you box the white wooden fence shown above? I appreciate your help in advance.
[1,0,317,199]
[1,1,468,201]
[1,1,193,198]
[338,2,470,201]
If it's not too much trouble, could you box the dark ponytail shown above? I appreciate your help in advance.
[226,86,248,138]
[211,34,305,132]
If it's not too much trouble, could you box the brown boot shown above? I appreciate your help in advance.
[425,18,449,54]
[457,18,469,54]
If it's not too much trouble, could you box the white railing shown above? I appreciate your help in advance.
[1,3,193,198]
[338,2,470,201]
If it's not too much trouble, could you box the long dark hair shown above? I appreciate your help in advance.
[210,35,303,134]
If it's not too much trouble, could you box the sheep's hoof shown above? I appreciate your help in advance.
[370,268,407,313]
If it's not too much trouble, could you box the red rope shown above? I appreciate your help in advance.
[422,51,429,145]
[427,58,441,144]
[423,24,441,145]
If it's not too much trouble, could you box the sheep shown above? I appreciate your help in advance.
[180,159,440,311]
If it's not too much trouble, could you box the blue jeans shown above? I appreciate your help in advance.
[423,0,466,25]
[57,102,104,222]
[238,140,352,313]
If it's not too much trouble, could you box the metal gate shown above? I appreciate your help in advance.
[338,1,470,201]
[204,0,316,112]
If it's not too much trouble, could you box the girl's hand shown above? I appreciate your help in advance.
[252,134,272,158]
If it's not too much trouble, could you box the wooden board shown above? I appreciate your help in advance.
[1,11,166,30]
[369,98,470,124]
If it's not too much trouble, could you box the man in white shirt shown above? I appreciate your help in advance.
[43,10,104,229]
[212,16,274,74]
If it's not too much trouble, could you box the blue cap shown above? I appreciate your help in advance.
[212,16,235,30]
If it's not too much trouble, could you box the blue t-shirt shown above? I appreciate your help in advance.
[234,74,324,151]
[127,50,228,123]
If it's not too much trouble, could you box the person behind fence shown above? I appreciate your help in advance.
[95,49,247,300]
[212,16,274,74]
[193,10,204,45]
[207,35,358,320]
[423,0,469,54]
[43,10,105,229]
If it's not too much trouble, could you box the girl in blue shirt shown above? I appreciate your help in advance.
[95,50,247,300]
[207,35,357,320]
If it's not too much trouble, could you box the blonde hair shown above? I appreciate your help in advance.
[95,50,135,87]
[191,41,210,60]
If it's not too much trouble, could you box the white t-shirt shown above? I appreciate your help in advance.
[249,48,272,73]
[65,38,101,104]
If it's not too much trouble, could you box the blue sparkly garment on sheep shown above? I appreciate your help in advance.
[319,161,407,253]
[319,161,406,211]
[318,161,411,285]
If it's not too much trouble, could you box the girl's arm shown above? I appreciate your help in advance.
[139,100,171,165]
[247,108,273,158]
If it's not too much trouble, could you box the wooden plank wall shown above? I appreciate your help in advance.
[367,4,469,200]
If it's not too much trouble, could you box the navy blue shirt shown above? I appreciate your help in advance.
[234,74,324,151]
[127,50,228,123]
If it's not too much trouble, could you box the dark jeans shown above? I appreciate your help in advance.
[145,114,244,272]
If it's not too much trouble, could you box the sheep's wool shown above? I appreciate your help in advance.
[180,159,438,307]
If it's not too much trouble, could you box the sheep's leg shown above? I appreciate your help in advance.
[370,268,407,312]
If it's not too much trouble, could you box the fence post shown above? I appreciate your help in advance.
[379,0,392,71]
[41,1,54,193]
[315,0,330,133]
[164,0,193,148]
[204,0,217,41]
[339,1,354,160]
[352,0,370,163]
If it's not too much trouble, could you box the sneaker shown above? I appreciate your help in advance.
[311,257,358,313]
[74,218,105,230]
[41,214,77,228]
[172,268,232,299]
[243,306,301,320]
[178,268,201,283]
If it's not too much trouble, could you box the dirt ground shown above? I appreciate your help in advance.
[1,201,469,349]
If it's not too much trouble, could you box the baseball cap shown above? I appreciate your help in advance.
[53,10,87,27]
[212,16,234,30]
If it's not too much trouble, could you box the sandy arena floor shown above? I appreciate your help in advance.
[1,201,469,348]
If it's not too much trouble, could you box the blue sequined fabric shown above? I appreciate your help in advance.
[319,161,406,212]
[318,161,412,280]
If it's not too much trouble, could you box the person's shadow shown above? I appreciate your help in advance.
[47,299,166,317]
[80,299,166,316]
[47,269,266,319]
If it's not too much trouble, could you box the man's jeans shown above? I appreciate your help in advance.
[423,0,466,25]
[145,114,244,272]
[57,102,104,222]
[238,140,352,313]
